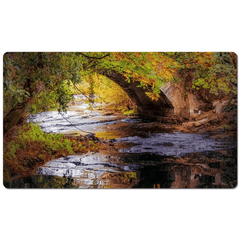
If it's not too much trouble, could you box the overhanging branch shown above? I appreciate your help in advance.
[78,52,110,60]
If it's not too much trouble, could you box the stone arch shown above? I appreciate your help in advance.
[102,70,174,118]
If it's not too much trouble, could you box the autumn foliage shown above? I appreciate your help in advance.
[3,52,237,183]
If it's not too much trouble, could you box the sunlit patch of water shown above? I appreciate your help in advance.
[28,110,120,134]
[23,95,237,189]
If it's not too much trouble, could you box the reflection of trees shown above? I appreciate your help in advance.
[4,175,77,188]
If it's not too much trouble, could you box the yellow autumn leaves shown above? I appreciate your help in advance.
[110,53,179,101]
[74,73,131,105]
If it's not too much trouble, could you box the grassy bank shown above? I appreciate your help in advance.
[3,123,104,183]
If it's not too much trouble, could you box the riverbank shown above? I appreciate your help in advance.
[3,95,237,188]
[3,123,117,183]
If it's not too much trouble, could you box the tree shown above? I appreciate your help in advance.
[3,52,237,134]
[3,52,82,133]
[163,52,237,96]
[4,52,175,132]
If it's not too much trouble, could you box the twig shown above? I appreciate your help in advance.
[71,81,96,107]
[226,79,237,89]
[59,112,93,134]
[78,52,110,60]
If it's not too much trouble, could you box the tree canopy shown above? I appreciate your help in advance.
[3,52,237,133]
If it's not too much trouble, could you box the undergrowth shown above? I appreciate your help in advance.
[3,123,99,182]
[4,123,76,159]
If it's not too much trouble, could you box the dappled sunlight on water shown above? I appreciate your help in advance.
[29,110,118,134]
[19,95,237,188]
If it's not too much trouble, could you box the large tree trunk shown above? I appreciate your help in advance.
[4,53,44,134]
[3,101,30,134]
[3,80,43,134]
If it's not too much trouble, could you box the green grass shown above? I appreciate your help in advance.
[6,123,76,157]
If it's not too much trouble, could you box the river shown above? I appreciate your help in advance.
[9,95,237,188]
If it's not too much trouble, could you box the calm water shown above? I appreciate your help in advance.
[10,95,236,188]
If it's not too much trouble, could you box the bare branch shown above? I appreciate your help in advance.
[78,52,110,60]
[59,112,93,134]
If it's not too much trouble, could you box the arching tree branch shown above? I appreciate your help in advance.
[78,52,110,60]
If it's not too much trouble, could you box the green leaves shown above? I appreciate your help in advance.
[9,85,30,107]
[55,81,74,112]
[167,52,237,96]
[4,52,237,129]
[16,123,75,155]
[3,52,87,118]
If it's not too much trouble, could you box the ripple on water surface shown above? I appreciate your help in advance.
[115,132,235,157]
[36,154,139,188]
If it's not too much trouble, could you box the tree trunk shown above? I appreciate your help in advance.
[3,80,43,134]
[3,101,30,134]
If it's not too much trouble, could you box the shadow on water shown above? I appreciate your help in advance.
[133,165,175,188]
[132,148,237,188]
[4,175,77,189]
[17,96,236,189]
[5,148,236,189]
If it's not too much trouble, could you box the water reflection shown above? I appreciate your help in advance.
[31,149,237,188]
[36,154,135,188]
[4,175,77,188]
[20,95,236,189]
[115,132,235,157]
[133,149,237,188]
